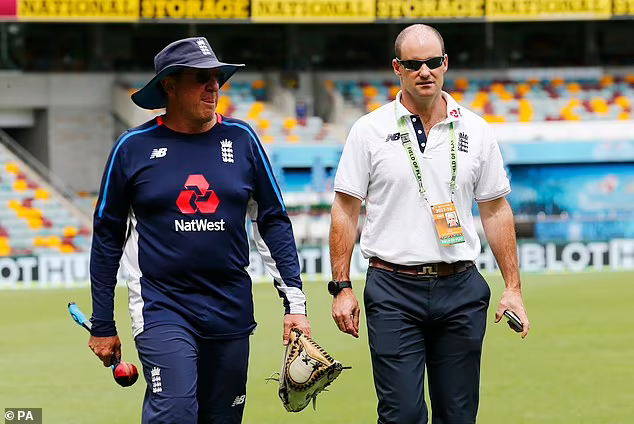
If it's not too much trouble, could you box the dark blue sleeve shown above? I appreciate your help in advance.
[89,136,131,337]
[248,128,305,314]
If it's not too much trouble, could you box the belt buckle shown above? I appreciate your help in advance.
[416,265,437,276]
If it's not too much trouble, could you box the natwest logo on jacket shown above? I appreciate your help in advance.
[175,174,225,232]
[176,174,219,214]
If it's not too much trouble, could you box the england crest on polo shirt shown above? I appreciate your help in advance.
[221,139,234,163]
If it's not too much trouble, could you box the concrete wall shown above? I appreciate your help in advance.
[48,108,113,191]
[19,110,49,168]
[0,73,115,192]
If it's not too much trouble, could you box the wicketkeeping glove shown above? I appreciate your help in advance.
[269,328,350,412]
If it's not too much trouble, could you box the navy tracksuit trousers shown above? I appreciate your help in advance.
[135,324,249,424]
[364,265,491,424]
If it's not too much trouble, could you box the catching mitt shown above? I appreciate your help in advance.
[273,328,350,412]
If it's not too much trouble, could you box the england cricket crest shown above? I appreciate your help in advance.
[221,139,234,163]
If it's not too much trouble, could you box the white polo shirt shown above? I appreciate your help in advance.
[334,91,510,265]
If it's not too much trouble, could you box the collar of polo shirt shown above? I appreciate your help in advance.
[394,90,462,124]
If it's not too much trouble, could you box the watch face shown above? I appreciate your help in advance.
[328,280,338,295]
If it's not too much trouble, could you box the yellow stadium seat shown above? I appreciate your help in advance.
[287,134,300,143]
[258,119,271,131]
[252,80,266,90]
[8,200,20,210]
[28,218,42,230]
[5,162,19,174]
[591,98,609,114]
[60,244,75,254]
[562,110,581,121]
[13,179,28,192]
[567,82,581,93]
[519,99,533,122]
[216,96,229,115]
[367,102,382,112]
[567,98,581,108]
[35,188,50,200]
[615,96,630,109]
[261,135,274,143]
[283,118,297,131]
[516,83,531,96]
[551,77,564,87]
[491,83,505,93]
[363,85,378,99]
[455,78,469,90]
[0,246,10,256]
[484,115,506,123]
[63,227,78,238]
[247,102,265,120]
[500,91,513,101]
[48,236,61,248]
[16,207,27,218]
[625,74,634,84]
[450,92,463,103]
[619,112,630,120]
[475,91,489,101]
[24,208,41,219]
[527,77,540,85]
[0,237,8,247]
[33,236,47,247]
[389,85,400,99]
[600,75,614,86]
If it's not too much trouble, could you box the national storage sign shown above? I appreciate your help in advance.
[1,0,634,25]
[18,0,139,21]
[141,0,249,20]
[376,0,485,20]
[251,0,375,22]
[485,0,612,21]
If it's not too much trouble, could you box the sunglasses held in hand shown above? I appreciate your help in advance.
[397,56,446,71]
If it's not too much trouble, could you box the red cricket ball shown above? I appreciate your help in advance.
[112,361,139,387]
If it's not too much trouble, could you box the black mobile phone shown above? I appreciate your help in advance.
[504,310,523,333]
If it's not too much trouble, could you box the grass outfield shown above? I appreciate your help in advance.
[2,271,634,423]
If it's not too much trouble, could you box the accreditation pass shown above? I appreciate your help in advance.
[431,202,465,246]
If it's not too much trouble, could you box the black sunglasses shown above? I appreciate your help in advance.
[172,69,218,84]
[192,69,218,85]
[397,56,445,71]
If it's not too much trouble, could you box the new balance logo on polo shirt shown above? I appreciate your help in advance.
[385,133,400,142]
[150,148,167,159]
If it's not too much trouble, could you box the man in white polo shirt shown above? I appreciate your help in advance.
[328,24,530,423]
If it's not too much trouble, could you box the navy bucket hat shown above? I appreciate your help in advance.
[131,37,244,110]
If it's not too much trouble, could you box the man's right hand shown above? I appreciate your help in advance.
[332,288,360,338]
[88,335,122,367]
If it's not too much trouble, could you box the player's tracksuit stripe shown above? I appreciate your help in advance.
[98,124,159,218]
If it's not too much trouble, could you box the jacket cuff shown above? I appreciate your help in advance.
[89,318,117,337]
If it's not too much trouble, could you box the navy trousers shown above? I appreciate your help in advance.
[364,265,491,424]
[135,324,249,424]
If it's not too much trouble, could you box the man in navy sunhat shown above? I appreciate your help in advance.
[88,37,311,423]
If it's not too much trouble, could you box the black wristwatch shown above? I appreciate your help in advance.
[328,280,352,297]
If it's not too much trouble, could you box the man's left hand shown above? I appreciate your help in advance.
[495,288,530,338]
[283,314,312,345]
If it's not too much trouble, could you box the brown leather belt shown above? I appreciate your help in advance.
[369,257,475,278]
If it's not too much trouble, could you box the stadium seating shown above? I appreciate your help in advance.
[221,81,340,144]
[332,74,634,123]
[0,149,91,257]
[128,79,339,144]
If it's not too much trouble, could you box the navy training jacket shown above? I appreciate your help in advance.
[89,114,305,339]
